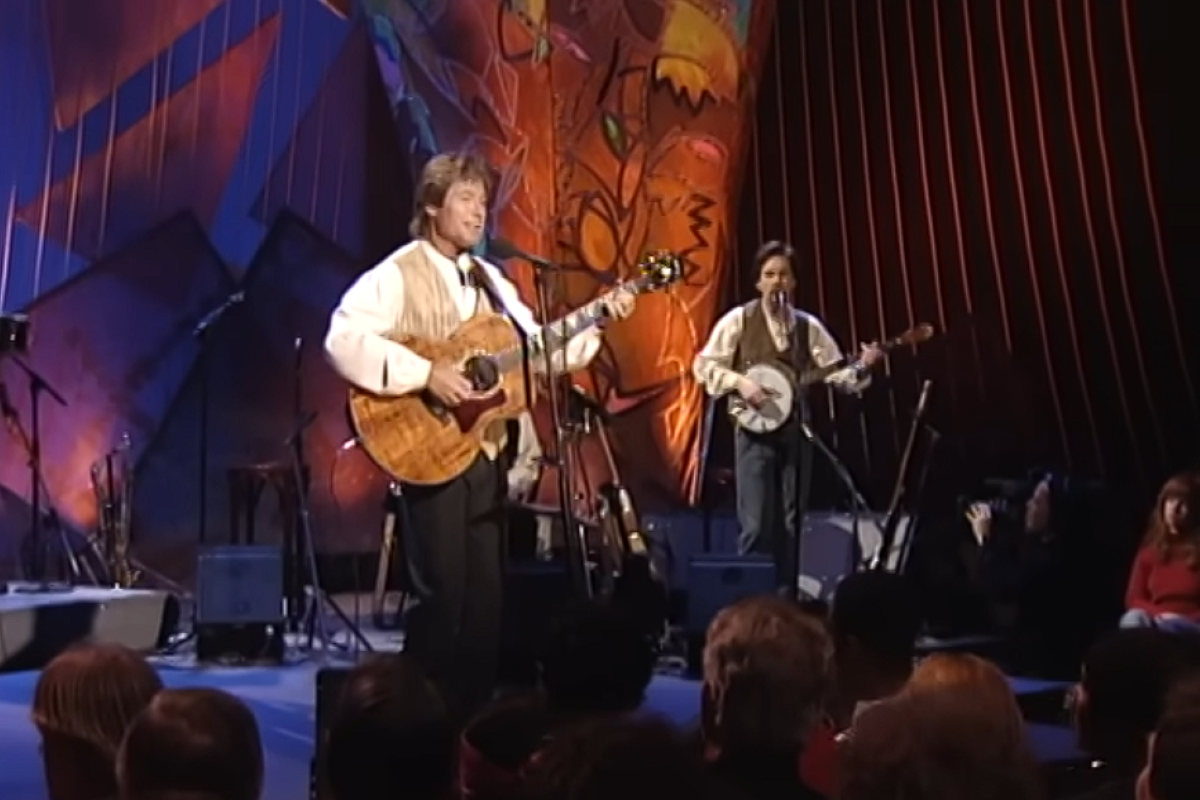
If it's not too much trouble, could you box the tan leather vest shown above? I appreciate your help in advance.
[392,244,508,460]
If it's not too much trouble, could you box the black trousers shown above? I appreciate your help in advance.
[399,453,507,724]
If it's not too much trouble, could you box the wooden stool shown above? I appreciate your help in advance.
[227,462,305,628]
[372,482,409,631]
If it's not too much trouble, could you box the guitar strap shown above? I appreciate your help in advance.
[465,256,529,339]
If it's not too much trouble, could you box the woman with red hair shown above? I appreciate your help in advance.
[1122,473,1200,633]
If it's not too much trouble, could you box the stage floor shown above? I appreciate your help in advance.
[0,611,1083,800]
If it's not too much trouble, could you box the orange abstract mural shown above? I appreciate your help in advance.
[364,0,777,508]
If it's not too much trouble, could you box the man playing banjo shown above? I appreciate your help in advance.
[693,240,885,586]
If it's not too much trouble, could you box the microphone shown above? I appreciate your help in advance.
[488,238,556,270]
[915,379,933,417]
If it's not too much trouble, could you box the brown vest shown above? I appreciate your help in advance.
[732,299,812,376]
[391,244,508,460]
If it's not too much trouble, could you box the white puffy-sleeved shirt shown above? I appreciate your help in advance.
[693,303,870,397]
[324,240,602,395]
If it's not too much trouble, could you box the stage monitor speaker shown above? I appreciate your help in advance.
[195,546,285,664]
[797,513,915,601]
[685,555,777,638]
[0,586,177,673]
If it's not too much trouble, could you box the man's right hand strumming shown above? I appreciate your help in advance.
[736,376,768,409]
[427,362,473,406]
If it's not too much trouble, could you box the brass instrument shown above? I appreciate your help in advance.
[90,433,140,588]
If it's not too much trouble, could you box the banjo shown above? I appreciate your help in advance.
[728,323,935,434]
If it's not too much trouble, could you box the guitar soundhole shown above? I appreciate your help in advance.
[462,355,500,392]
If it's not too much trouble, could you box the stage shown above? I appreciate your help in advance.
[0,589,1085,800]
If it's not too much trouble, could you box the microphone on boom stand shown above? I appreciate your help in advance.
[486,238,592,599]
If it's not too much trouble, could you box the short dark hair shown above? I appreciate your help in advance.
[831,571,922,664]
[326,654,455,800]
[1149,672,1200,800]
[754,240,794,272]
[540,600,655,715]
[1077,629,1200,760]
[117,688,263,800]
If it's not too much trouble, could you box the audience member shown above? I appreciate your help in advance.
[521,714,719,800]
[702,594,828,800]
[906,653,1029,758]
[539,598,656,717]
[828,571,922,728]
[1137,672,1200,800]
[839,687,1042,800]
[1122,473,1200,633]
[325,654,455,800]
[117,687,263,800]
[968,474,1083,676]
[459,599,655,799]
[1068,628,1200,800]
[31,644,163,800]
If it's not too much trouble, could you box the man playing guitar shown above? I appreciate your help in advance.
[324,152,635,722]
[693,240,884,589]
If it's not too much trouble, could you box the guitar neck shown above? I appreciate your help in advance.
[493,275,654,371]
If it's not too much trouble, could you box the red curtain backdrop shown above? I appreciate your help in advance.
[719,0,1185,506]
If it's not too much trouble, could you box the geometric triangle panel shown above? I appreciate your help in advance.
[17,14,282,261]
[252,22,377,258]
[132,211,386,554]
[0,213,236,545]
[44,0,227,131]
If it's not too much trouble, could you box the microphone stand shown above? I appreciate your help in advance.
[192,291,243,546]
[287,337,310,632]
[800,421,872,577]
[530,264,591,599]
[5,358,74,592]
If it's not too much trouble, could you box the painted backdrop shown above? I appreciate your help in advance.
[364,0,777,511]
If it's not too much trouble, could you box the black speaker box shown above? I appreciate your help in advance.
[684,556,778,674]
[194,546,285,664]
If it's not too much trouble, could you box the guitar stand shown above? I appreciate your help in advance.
[286,413,373,659]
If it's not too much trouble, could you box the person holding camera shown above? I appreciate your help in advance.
[966,475,1080,676]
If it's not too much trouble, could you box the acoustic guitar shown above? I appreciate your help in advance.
[349,252,684,486]
[729,323,935,434]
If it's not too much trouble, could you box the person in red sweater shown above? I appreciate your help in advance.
[1122,473,1200,633]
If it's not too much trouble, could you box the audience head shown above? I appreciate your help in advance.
[521,714,714,800]
[840,687,1042,800]
[326,654,455,800]
[32,644,163,800]
[907,653,1027,754]
[540,600,655,717]
[1144,473,1200,559]
[831,572,922,694]
[1072,628,1200,764]
[702,594,831,755]
[117,687,263,800]
[1138,672,1200,800]
[460,692,552,800]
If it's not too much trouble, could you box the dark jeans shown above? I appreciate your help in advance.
[400,453,507,724]
[734,423,812,591]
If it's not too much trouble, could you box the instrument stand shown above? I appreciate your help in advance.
[4,358,81,592]
[800,422,872,577]
[870,380,934,573]
[287,411,374,658]
[530,265,591,600]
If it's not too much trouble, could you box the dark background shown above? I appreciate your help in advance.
[0,0,1187,582]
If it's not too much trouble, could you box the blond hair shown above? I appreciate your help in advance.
[408,152,494,239]
[31,643,163,759]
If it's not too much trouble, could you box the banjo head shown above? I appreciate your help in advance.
[731,364,794,433]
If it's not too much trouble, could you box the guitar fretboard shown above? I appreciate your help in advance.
[490,274,659,372]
